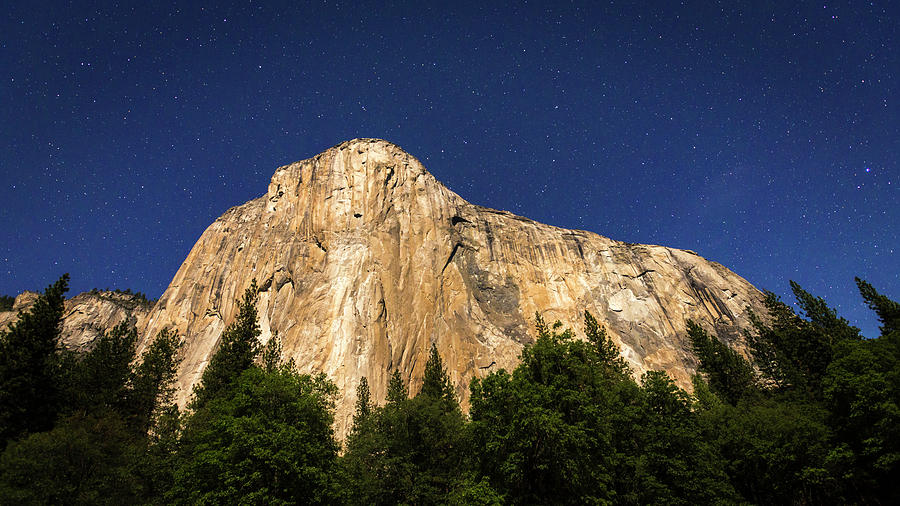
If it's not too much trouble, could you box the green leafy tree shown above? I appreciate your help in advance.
[469,312,639,504]
[697,396,835,504]
[0,322,183,504]
[0,295,14,312]
[171,368,340,505]
[629,371,737,504]
[172,280,343,504]
[820,279,900,502]
[0,274,69,445]
[0,413,146,505]
[693,278,900,503]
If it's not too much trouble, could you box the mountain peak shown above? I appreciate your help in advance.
[263,138,461,233]
[140,140,766,438]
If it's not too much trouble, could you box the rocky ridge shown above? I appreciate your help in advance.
[0,290,153,353]
[137,138,766,437]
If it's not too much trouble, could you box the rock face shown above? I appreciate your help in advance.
[140,138,766,436]
[1,290,153,352]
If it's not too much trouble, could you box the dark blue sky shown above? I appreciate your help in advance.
[2,1,897,337]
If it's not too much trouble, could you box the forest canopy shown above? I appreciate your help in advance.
[0,275,897,504]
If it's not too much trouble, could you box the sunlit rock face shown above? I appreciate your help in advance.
[1,290,152,353]
[139,138,766,437]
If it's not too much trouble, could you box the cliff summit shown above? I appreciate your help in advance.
[133,138,765,436]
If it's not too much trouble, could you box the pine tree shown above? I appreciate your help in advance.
[856,277,900,336]
[128,328,182,433]
[420,343,456,406]
[190,280,261,408]
[747,284,860,397]
[687,320,756,404]
[584,310,630,376]
[352,376,372,428]
[260,331,283,372]
[386,368,408,404]
[0,274,69,444]
[61,320,137,417]
[790,281,861,340]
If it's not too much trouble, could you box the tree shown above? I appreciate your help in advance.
[819,279,900,503]
[584,310,629,375]
[421,343,457,406]
[469,311,639,504]
[856,277,900,335]
[343,347,469,505]
[0,274,69,445]
[0,413,145,505]
[386,368,408,404]
[172,279,342,504]
[170,367,341,505]
[746,284,860,397]
[691,279,900,503]
[260,331,284,373]
[631,371,737,504]
[687,320,756,405]
[343,376,382,504]
[61,320,137,418]
[190,280,261,408]
[351,376,372,431]
[128,328,183,434]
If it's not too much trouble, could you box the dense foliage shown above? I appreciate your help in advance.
[0,274,183,502]
[0,295,13,312]
[1,275,898,504]
[687,279,900,504]
[168,283,341,504]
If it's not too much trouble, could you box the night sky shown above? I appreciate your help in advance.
[2,1,897,338]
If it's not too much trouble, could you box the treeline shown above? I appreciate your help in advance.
[87,287,158,307]
[1,275,898,504]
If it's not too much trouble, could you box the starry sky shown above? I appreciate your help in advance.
[2,1,897,337]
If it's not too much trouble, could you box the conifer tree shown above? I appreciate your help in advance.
[260,331,283,372]
[584,310,630,376]
[0,274,69,444]
[420,343,456,406]
[129,328,183,433]
[353,376,372,428]
[190,280,260,408]
[62,320,137,417]
[386,368,408,404]
[856,277,900,335]
[687,320,756,404]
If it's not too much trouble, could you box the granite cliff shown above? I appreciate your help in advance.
[0,290,153,353]
[136,138,766,436]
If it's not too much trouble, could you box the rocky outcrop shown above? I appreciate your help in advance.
[140,138,766,437]
[1,290,153,352]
